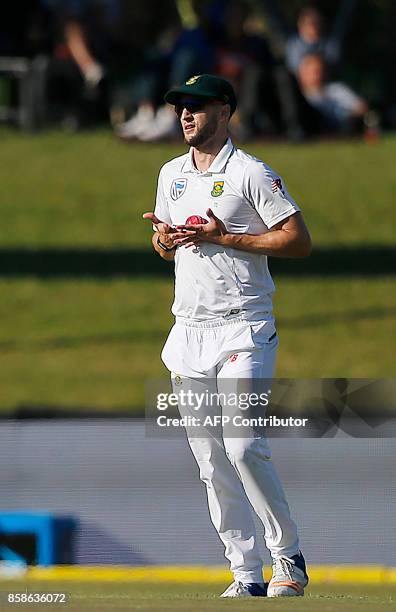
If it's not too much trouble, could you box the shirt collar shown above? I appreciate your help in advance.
[181,137,234,174]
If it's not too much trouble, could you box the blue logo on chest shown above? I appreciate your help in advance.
[170,178,187,200]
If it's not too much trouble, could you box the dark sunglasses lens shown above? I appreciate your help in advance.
[176,101,205,116]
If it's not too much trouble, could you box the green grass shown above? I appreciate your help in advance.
[1,581,395,611]
[0,276,394,413]
[0,129,394,413]
[0,128,395,247]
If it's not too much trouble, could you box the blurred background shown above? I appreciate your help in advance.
[0,0,395,415]
[0,0,395,575]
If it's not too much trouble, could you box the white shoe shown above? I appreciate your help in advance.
[267,553,309,597]
[115,106,155,139]
[137,105,179,142]
[220,581,267,598]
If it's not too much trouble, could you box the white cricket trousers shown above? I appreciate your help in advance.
[162,316,300,584]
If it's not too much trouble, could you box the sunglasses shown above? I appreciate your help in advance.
[175,98,221,117]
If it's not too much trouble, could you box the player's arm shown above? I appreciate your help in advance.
[175,208,312,258]
[216,211,312,257]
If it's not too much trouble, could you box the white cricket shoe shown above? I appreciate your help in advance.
[115,106,155,139]
[267,552,309,597]
[137,105,179,142]
[220,581,267,598]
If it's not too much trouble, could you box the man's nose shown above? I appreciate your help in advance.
[181,107,193,120]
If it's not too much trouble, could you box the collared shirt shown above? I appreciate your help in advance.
[154,138,300,321]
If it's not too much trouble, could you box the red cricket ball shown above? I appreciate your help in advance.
[185,215,208,225]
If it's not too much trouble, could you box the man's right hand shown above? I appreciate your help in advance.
[142,212,169,232]
[143,212,176,251]
[143,212,196,255]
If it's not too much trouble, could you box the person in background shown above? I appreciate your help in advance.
[117,0,219,141]
[285,3,356,76]
[46,0,181,130]
[261,0,357,76]
[259,1,358,140]
[214,0,277,140]
[297,53,368,134]
[120,0,278,142]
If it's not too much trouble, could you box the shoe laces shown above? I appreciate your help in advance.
[272,557,294,581]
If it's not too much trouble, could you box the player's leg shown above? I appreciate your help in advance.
[170,372,265,587]
[217,331,308,596]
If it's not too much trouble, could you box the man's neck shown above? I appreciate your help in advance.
[192,136,228,172]
[302,83,324,96]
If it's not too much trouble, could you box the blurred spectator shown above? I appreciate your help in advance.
[286,3,356,76]
[117,0,219,140]
[297,53,368,133]
[259,0,361,140]
[45,0,181,130]
[119,0,279,142]
[170,0,220,84]
[261,0,357,76]
[214,0,277,139]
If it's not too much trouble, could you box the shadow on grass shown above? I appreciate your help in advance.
[0,246,395,277]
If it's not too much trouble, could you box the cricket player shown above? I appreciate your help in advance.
[143,74,312,598]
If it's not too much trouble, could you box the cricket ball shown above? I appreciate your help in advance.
[185,215,208,225]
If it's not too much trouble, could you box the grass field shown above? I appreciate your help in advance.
[1,581,396,611]
[1,129,396,247]
[0,276,394,412]
[0,128,395,413]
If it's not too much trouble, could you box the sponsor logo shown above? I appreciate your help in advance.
[211,180,224,197]
[229,354,239,363]
[174,374,183,385]
[170,178,187,200]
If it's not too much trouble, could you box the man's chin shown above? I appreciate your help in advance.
[184,132,208,147]
[183,131,197,144]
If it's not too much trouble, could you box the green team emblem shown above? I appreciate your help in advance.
[211,181,224,197]
[186,75,201,85]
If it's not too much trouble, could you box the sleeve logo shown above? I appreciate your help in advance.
[211,181,224,197]
[170,178,187,200]
[271,178,284,194]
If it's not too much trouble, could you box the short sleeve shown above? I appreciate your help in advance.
[326,83,363,110]
[153,167,172,229]
[243,161,300,229]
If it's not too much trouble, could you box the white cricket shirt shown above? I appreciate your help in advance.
[154,138,300,321]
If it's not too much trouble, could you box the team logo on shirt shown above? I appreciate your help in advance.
[211,181,224,197]
[170,178,187,200]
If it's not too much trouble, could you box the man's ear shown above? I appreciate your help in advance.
[221,104,231,121]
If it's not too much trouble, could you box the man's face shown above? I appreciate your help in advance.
[175,97,227,147]
[298,55,325,89]
[298,10,323,43]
